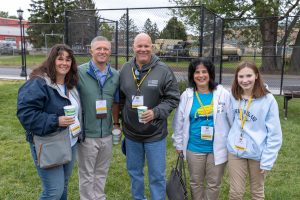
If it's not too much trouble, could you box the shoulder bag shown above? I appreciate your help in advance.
[33,128,72,169]
[166,153,188,200]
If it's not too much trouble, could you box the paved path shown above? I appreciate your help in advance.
[0,67,31,80]
[1,67,299,95]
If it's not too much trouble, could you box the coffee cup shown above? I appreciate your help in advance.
[137,106,148,123]
[64,105,76,116]
[112,129,121,145]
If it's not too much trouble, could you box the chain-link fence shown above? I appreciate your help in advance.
[65,5,223,78]
[223,15,300,94]
[1,6,299,95]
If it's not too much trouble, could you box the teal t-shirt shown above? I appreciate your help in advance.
[187,92,214,153]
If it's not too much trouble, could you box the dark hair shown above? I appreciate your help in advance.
[30,44,78,89]
[188,57,217,91]
[231,60,269,99]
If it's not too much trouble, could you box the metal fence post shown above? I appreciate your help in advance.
[280,16,289,95]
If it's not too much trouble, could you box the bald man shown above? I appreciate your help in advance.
[120,33,180,200]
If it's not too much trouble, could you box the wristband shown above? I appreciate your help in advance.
[113,122,120,126]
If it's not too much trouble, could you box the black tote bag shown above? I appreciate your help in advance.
[166,153,188,200]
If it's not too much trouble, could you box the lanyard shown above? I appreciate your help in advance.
[239,97,252,130]
[131,67,152,92]
[195,91,213,123]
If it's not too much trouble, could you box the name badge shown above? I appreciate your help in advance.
[69,116,81,137]
[96,100,107,119]
[132,95,144,108]
[234,136,247,151]
[201,126,214,141]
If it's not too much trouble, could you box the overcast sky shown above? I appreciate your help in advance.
[1,0,176,20]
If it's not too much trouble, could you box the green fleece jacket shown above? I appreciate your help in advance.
[78,61,119,138]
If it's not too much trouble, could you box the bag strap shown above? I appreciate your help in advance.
[176,153,187,189]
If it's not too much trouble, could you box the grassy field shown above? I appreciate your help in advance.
[0,80,299,199]
[0,54,244,70]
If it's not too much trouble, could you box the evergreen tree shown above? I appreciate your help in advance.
[28,0,76,48]
[142,18,160,42]
[160,17,187,40]
[67,0,97,51]
[100,23,114,41]
[0,11,9,18]
[119,13,139,49]
[0,11,17,19]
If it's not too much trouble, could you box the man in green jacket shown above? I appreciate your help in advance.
[120,33,180,200]
[77,36,120,200]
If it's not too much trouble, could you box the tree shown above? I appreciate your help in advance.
[0,11,9,18]
[99,23,114,41]
[0,11,17,19]
[160,17,187,40]
[28,0,77,48]
[67,0,98,50]
[170,0,300,72]
[142,18,160,42]
[73,0,96,9]
[290,24,300,72]
[118,13,139,48]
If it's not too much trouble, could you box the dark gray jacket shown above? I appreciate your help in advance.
[120,54,180,142]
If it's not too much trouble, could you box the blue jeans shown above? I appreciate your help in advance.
[125,137,166,200]
[30,142,77,200]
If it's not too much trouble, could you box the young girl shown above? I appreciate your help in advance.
[172,58,232,200]
[227,60,282,199]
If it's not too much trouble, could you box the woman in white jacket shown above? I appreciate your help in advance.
[227,60,282,199]
[172,58,232,200]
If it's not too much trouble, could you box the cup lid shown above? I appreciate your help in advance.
[137,106,148,110]
[64,105,75,109]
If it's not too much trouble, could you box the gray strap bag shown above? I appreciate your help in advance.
[33,129,72,169]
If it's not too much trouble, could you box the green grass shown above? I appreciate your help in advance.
[0,54,240,70]
[0,55,91,69]
[0,80,299,199]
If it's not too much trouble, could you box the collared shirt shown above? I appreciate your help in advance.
[90,61,108,87]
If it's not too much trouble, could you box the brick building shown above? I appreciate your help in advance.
[0,17,28,49]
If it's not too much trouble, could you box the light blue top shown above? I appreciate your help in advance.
[91,61,108,86]
[57,83,79,146]
[187,92,214,153]
[227,93,282,170]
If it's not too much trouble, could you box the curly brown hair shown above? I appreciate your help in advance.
[29,44,78,89]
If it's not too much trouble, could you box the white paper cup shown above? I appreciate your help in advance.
[137,106,148,123]
[64,105,76,116]
[112,129,121,145]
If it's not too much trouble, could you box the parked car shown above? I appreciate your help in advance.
[165,44,190,61]
[0,46,21,55]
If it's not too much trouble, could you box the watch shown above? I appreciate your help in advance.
[113,122,120,126]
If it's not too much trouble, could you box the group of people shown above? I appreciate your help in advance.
[16,32,282,200]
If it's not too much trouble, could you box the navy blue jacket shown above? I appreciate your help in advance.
[17,76,75,143]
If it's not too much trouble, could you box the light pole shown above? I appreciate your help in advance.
[17,8,26,78]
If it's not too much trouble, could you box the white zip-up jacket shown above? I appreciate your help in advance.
[227,93,282,170]
[172,85,233,165]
